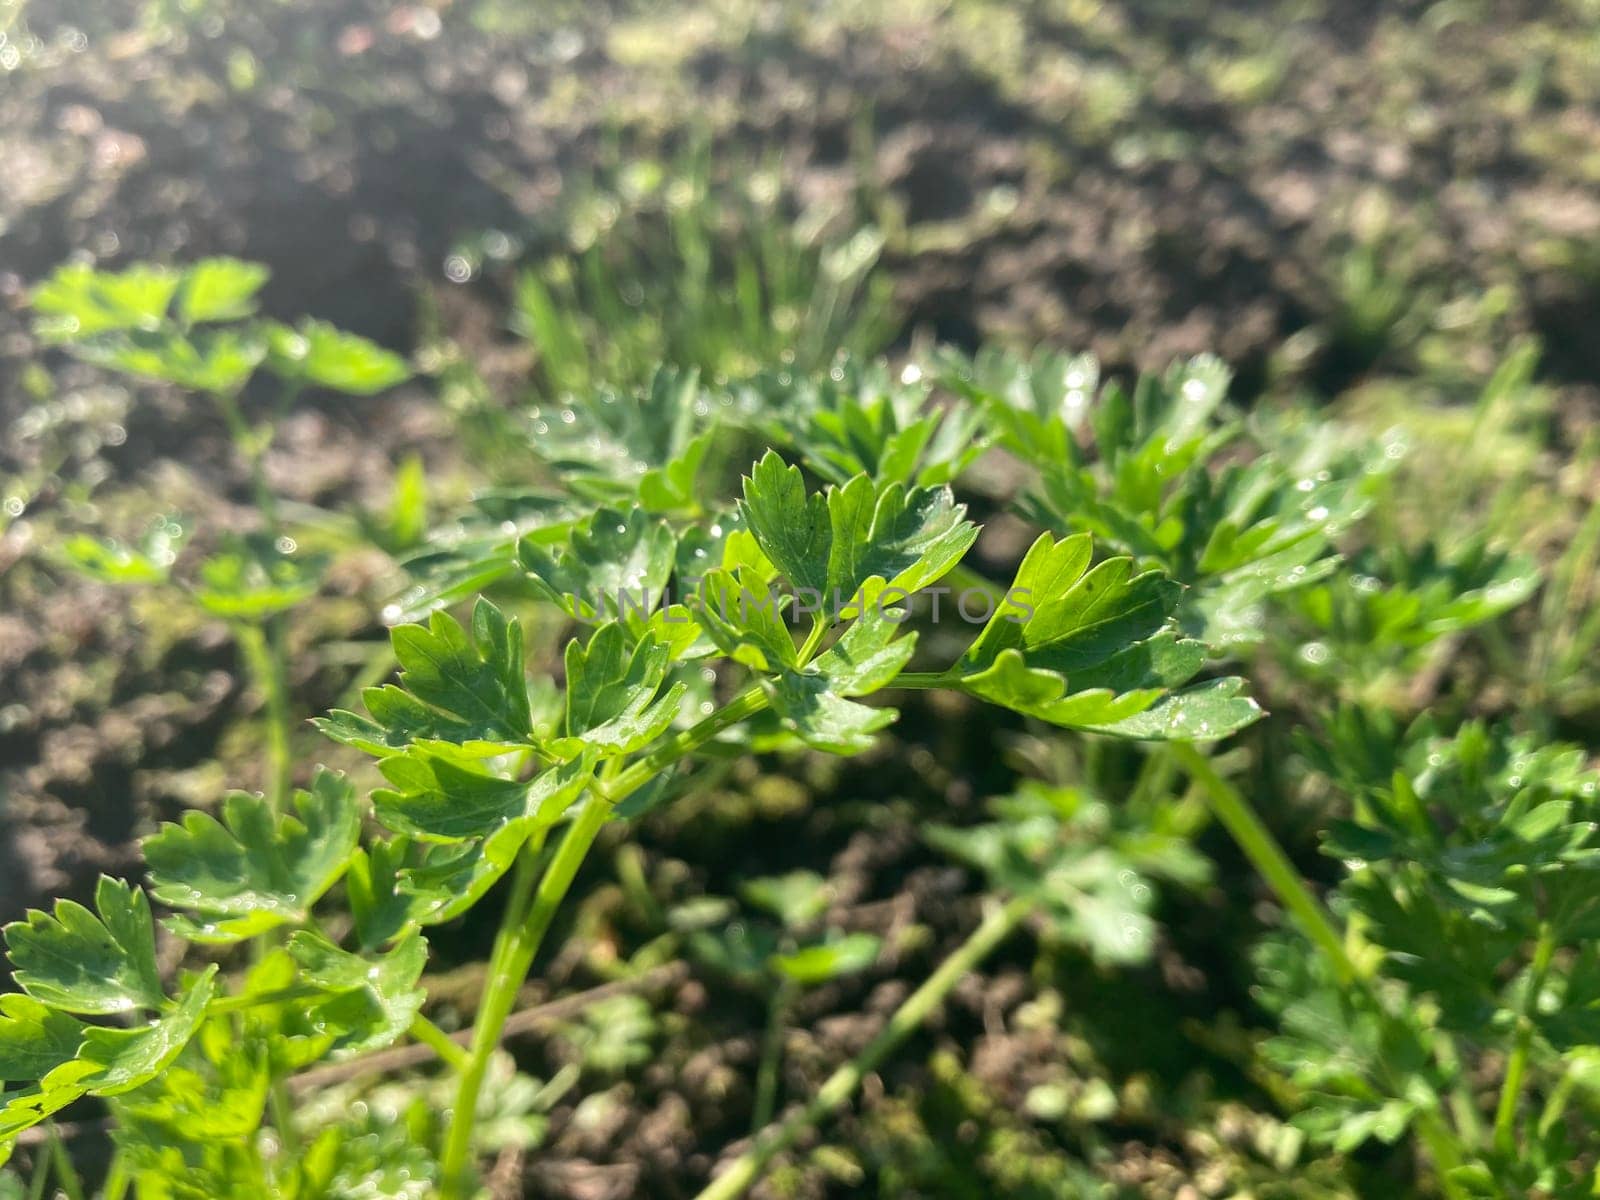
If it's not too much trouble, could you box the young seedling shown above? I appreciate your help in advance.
[31,259,412,813]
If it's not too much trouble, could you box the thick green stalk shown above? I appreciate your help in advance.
[1493,922,1557,1154]
[437,844,542,1197]
[439,687,774,1196]
[796,615,830,664]
[1171,744,1357,983]
[439,798,614,1196]
[695,894,1033,1200]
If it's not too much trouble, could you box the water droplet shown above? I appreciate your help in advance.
[274,535,297,554]
[900,363,924,385]
[1306,505,1329,522]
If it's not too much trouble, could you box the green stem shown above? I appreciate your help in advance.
[437,845,541,1197]
[268,1072,302,1160]
[695,895,1032,1200]
[751,979,796,1134]
[1436,1034,1487,1151]
[797,614,830,664]
[212,388,278,528]
[1414,1112,1467,1195]
[101,1154,131,1200]
[209,983,327,1015]
[439,798,616,1198]
[1493,922,1557,1155]
[1171,743,1357,983]
[605,687,768,801]
[409,1014,472,1073]
[48,1126,85,1200]
[236,621,295,813]
[1536,1058,1579,1140]
[890,671,952,690]
[25,1133,48,1200]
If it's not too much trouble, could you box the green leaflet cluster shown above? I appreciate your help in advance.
[402,345,1390,658]
[0,880,218,1168]
[33,258,409,399]
[36,260,413,621]
[937,347,1387,647]
[0,774,427,1179]
[314,450,1261,958]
